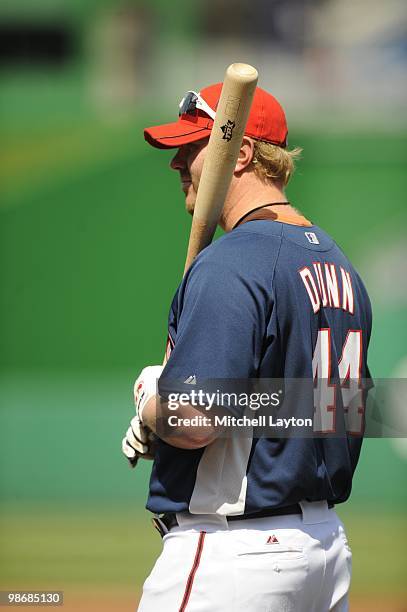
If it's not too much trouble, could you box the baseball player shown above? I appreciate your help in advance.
[122,83,372,611]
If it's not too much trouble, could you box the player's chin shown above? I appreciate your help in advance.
[184,191,196,216]
[185,200,195,216]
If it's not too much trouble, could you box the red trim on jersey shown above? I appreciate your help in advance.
[179,531,206,612]
[165,333,175,363]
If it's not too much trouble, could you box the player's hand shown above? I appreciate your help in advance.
[122,365,164,468]
[122,415,156,468]
[133,365,164,422]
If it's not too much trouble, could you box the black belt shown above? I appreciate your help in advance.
[152,503,334,538]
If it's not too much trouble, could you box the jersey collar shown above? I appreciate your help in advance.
[234,204,312,228]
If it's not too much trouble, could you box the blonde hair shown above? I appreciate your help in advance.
[252,140,302,186]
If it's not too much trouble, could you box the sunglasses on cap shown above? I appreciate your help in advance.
[179,91,216,121]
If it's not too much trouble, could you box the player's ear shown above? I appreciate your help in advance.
[235,137,255,174]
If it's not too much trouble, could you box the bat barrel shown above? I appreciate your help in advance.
[184,63,258,274]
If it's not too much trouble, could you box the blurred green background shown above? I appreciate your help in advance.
[1,1,406,610]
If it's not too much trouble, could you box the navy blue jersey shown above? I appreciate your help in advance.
[147,218,372,516]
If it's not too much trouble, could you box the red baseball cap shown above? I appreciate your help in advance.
[144,83,288,149]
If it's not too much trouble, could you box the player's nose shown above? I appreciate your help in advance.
[170,148,186,171]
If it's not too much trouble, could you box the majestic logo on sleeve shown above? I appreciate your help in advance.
[184,374,197,385]
[299,262,354,314]
[220,120,236,141]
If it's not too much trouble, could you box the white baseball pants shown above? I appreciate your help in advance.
[138,501,351,612]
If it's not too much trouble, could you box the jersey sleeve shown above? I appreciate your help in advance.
[158,257,270,401]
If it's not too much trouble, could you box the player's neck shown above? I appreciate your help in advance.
[220,178,292,232]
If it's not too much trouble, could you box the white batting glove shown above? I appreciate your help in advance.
[133,365,164,422]
[122,415,155,467]
[121,365,164,468]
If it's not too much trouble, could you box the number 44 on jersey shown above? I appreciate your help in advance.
[312,328,365,435]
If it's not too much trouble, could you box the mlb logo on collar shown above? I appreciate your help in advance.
[305,232,319,245]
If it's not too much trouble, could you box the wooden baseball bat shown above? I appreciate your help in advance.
[183,63,258,274]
